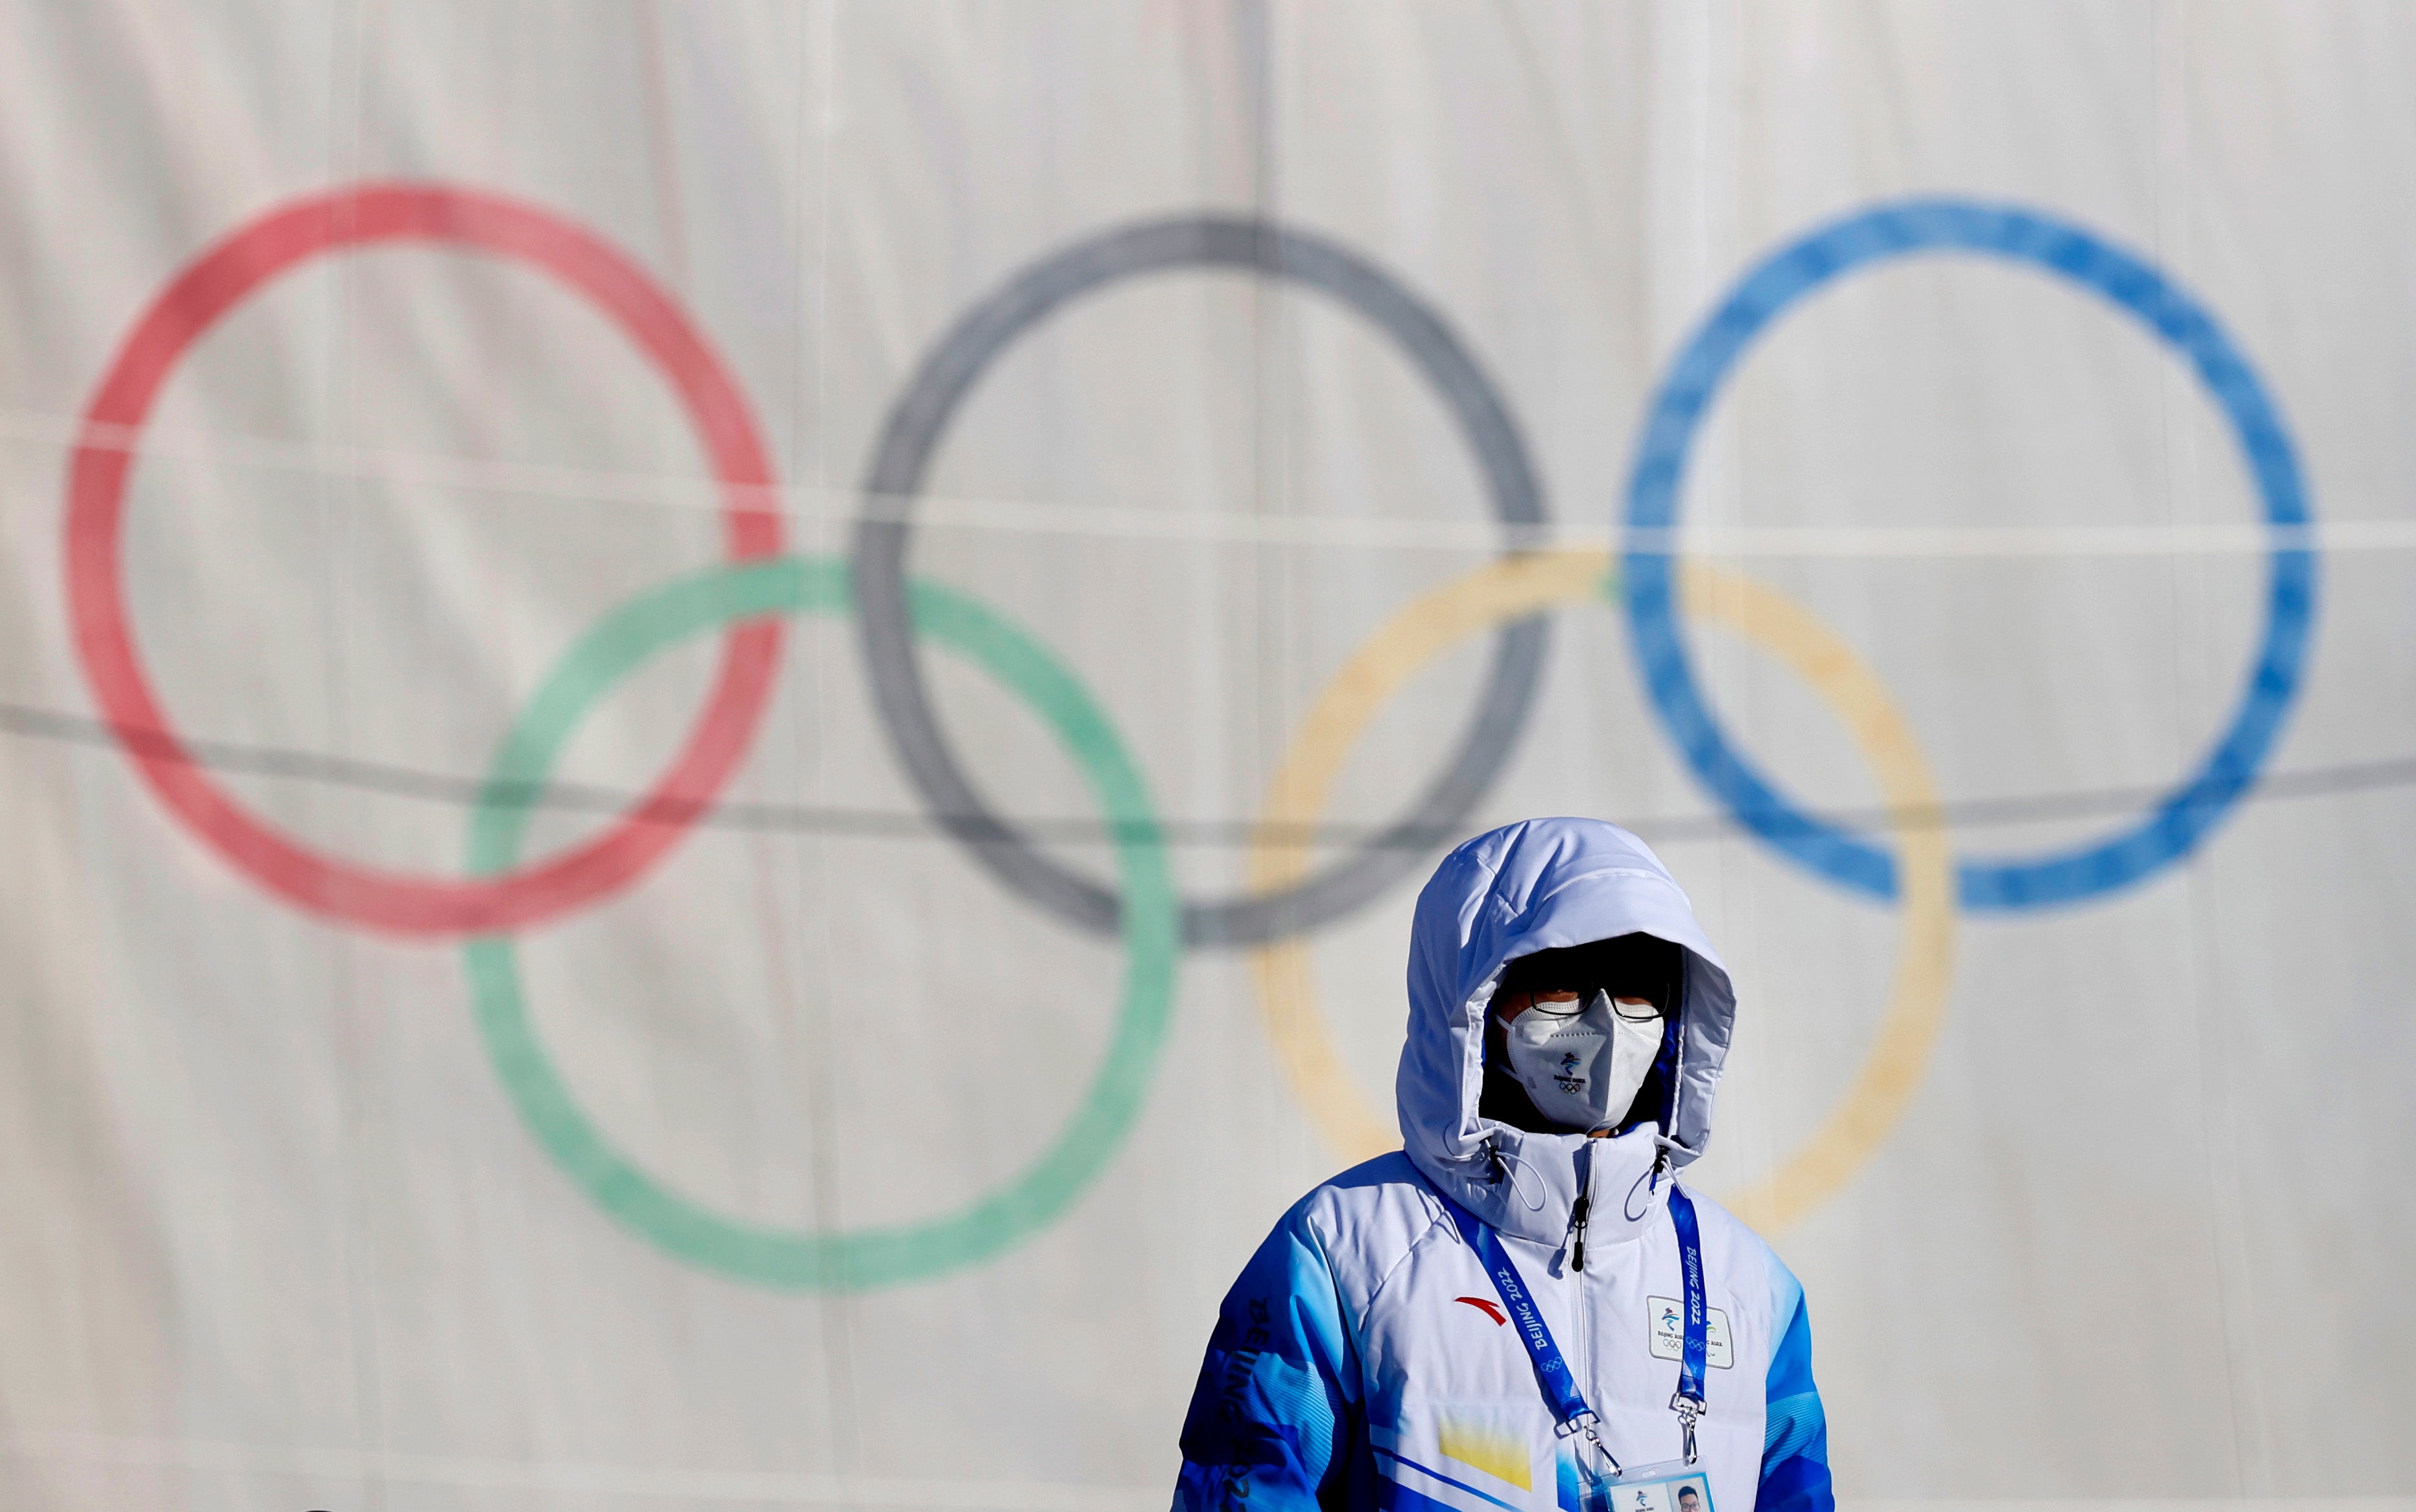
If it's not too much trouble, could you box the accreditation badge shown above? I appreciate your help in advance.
[1572,1458,1713,1512]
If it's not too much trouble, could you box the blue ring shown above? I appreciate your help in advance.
[1622,198,2318,911]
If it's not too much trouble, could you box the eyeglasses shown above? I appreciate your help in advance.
[1513,988,1664,1022]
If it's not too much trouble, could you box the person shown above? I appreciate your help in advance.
[1172,818,1831,1512]
[1678,1486,1703,1512]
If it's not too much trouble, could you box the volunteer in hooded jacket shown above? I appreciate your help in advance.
[1174,818,1830,1512]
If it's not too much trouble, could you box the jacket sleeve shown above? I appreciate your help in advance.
[1756,1264,1834,1512]
[1172,1204,1363,1512]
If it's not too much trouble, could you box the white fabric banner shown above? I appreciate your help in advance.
[0,3,2409,1508]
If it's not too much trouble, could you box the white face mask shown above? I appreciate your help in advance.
[1499,989,1665,1131]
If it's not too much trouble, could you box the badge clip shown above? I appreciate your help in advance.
[1554,1409,1624,1479]
[1668,1392,1705,1465]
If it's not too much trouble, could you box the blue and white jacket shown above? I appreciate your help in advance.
[1174,819,1832,1512]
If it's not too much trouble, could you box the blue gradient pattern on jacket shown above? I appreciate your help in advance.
[1173,819,1833,1512]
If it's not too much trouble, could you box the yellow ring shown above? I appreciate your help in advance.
[1245,551,1956,1231]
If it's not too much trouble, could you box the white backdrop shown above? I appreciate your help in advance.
[1,4,2411,1510]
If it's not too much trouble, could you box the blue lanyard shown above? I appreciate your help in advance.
[1432,1175,1709,1470]
[1666,1186,1709,1459]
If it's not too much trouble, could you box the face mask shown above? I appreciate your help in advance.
[1499,988,1665,1131]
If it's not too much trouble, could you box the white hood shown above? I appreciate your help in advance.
[1397,817,1737,1245]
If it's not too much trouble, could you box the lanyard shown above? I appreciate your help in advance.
[1432,1175,1709,1472]
[1665,1186,1709,1460]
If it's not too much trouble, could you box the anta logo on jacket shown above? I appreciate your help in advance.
[1172,819,1832,1512]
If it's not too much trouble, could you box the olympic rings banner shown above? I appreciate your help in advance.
[1,5,2411,1510]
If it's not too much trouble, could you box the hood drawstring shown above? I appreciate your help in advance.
[1481,1138,1547,1213]
[1651,1132,1695,1179]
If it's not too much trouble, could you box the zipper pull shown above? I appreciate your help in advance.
[1569,1192,1589,1272]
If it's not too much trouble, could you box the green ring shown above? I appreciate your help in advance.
[461,555,1180,1290]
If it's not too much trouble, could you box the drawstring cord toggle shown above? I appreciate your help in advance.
[1476,1138,1546,1212]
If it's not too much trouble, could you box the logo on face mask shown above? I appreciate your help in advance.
[1502,989,1660,1129]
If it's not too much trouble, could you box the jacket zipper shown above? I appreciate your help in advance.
[1571,1146,1595,1430]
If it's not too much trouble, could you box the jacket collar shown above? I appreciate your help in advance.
[1428,1121,1669,1248]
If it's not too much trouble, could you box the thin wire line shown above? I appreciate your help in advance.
[6,697,2406,850]
[13,408,2415,557]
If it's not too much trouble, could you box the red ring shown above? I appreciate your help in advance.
[65,183,785,936]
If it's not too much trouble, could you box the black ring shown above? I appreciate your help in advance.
[851,215,1551,948]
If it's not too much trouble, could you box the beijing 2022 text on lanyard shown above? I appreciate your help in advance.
[1434,1178,1714,1512]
